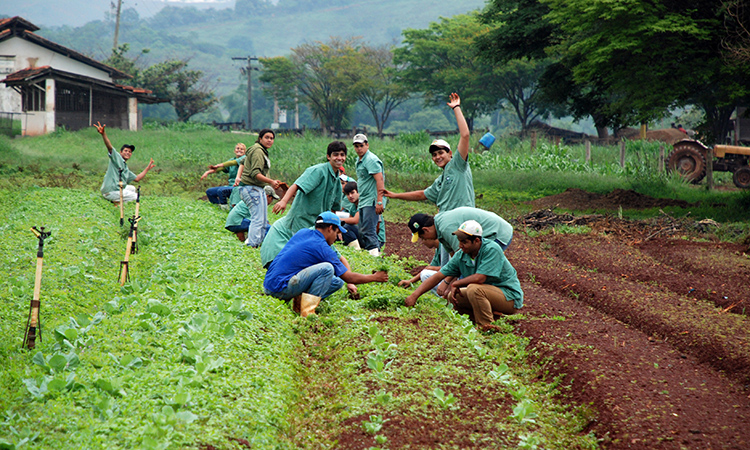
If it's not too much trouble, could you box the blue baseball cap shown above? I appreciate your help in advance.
[316,211,347,233]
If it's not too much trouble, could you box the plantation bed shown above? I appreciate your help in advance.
[385,220,750,449]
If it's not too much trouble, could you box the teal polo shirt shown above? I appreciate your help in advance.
[434,207,513,254]
[440,238,524,309]
[355,150,384,208]
[424,152,474,211]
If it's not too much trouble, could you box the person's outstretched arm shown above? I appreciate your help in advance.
[134,159,155,182]
[447,93,470,161]
[94,121,114,153]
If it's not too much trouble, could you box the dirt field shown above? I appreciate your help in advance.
[384,189,750,449]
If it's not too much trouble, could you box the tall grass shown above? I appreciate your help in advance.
[2,124,749,223]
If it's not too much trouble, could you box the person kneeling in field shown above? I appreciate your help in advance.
[225,186,280,242]
[95,122,155,202]
[263,211,389,317]
[404,220,523,329]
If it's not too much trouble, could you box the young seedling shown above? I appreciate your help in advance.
[432,388,457,408]
[362,415,388,435]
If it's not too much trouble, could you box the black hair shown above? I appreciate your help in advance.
[327,140,348,156]
[257,129,275,144]
[314,221,336,231]
[343,181,358,194]
[120,144,135,152]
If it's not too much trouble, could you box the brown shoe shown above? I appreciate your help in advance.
[292,295,301,314]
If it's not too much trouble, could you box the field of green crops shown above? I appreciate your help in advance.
[1,124,748,449]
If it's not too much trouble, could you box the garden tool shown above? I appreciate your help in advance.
[299,293,321,317]
[119,215,141,286]
[23,226,51,349]
[131,186,141,254]
[118,168,124,227]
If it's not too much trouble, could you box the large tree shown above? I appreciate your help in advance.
[354,45,411,136]
[396,12,553,132]
[543,0,750,142]
[105,44,217,122]
[260,37,364,131]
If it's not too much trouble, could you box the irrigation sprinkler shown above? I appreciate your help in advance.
[23,226,51,349]
[119,215,141,286]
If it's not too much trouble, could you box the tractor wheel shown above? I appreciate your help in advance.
[667,143,707,184]
[732,166,750,189]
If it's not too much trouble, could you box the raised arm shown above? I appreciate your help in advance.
[94,121,114,153]
[134,158,155,182]
[447,93,470,161]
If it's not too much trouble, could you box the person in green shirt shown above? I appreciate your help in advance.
[404,220,523,329]
[384,92,473,212]
[408,207,513,254]
[353,133,386,256]
[232,129,283,247]
[200,142,246,206]
[260,141,346,267]
[384,92,473,264]
[95,122,155,202]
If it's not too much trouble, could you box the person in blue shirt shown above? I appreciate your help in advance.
[263,211,389,317]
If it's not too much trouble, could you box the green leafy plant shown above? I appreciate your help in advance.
[362,415,388,435]
[431,388,457,408]
[511,399,539,424]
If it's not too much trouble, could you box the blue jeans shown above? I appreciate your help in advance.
[264,262,344,300]
[240,185,268,247]
[341,223,359,245]
[225,219,251,234]
[358,206,380,251]
[206,185,233,204]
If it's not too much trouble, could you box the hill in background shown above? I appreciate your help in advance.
[20,0,485,100]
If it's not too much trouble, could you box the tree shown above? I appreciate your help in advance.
[105,45,217,122]
[723,0,750,62]
[396,12,553,132]
[138,60,218,122]
[354,45,410,136]
[540,0,750,143]
[260,37,365,131]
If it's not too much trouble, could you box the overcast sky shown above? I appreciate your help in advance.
[0,0,235,28]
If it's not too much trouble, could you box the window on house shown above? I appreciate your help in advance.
[21,85,45,111]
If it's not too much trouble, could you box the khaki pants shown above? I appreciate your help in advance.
[455,284,517,327]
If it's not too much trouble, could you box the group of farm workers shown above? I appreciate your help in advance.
[95,92,524,330]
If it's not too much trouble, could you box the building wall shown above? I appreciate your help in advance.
[0,36,114,113]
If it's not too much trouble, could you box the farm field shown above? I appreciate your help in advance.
[2,127,750,449]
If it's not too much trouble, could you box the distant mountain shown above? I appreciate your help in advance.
[29,0,485,100]
[0,0,234,28]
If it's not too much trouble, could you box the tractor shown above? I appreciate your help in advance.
[667,139,750,188]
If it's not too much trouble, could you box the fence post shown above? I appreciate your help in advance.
[530,131,537,153]
[585,140,591,164]
[706,148,714,190]
[619,139,626,168]
[658,144,665,173]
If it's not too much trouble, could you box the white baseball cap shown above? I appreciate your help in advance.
[429,139,451,153]
[453,220,483,237]
[353,133,368,144]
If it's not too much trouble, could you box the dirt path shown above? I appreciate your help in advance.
[384,200,750,449]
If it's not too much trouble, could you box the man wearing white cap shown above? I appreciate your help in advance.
[404,220,523,329]
[384,92,474,214]
[353,133,386,256]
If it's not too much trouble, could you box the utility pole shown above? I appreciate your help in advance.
[232,56,258,130]
[113,0,123,49]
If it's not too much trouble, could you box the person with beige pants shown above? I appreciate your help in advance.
[404,220,524,328]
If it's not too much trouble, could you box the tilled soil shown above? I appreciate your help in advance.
[383,194,750,449]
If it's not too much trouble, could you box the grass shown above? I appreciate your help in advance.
[1,124,749,448]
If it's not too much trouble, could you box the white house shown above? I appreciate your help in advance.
[0,16,162,136]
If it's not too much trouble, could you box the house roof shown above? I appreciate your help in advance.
[0,16,132,80]
[1,65,166,104]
